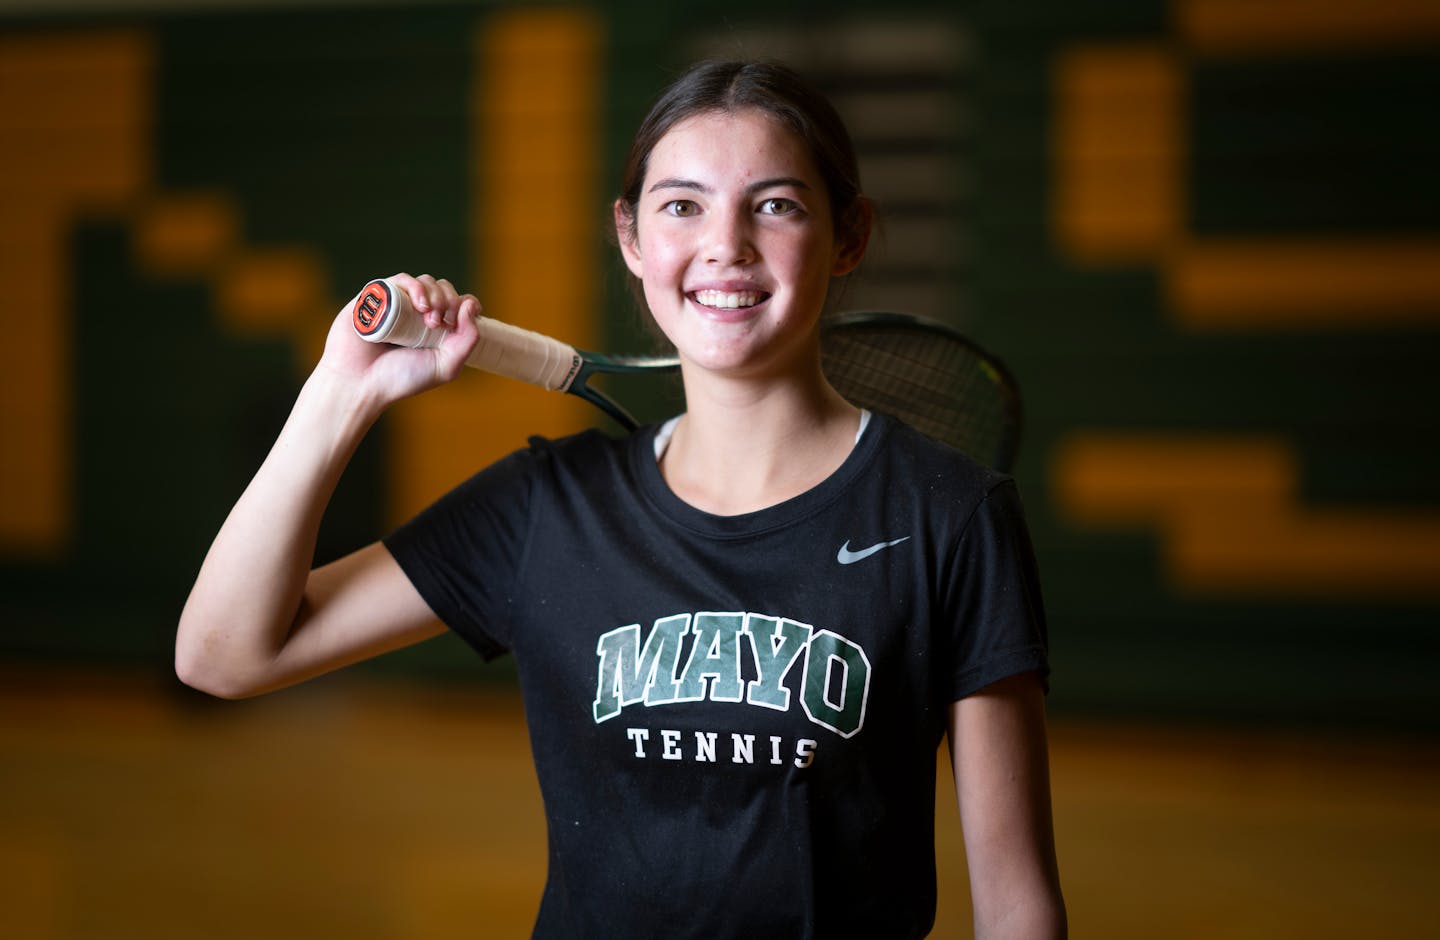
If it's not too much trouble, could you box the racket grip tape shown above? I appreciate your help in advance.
[351,278,582,392]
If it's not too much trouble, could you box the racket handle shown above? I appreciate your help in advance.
[351,278,581,392]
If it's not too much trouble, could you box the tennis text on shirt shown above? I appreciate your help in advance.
[592,611,872,750]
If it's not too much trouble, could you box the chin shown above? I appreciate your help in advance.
[681,345,754,374]
[686,335,814,381]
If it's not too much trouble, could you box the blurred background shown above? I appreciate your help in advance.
[2,0,1437,936]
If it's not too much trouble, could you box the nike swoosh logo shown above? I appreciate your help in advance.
[836,537,911,565]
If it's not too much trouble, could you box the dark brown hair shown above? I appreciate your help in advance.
[615,60,869,250]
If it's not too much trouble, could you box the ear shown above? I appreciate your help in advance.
[614,199,644,278]
[830,197,873,277]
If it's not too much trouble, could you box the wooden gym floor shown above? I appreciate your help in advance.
[1,666,1435,938]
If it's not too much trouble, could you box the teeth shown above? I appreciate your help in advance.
[694,289,762,309]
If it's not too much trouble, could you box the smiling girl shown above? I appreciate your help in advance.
[177,61,1065,938]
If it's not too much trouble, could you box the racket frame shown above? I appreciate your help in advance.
[353,280,1021,469]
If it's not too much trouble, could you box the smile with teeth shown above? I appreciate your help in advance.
[691,289,768,310]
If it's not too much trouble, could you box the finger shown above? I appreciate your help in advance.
[383,271,438,328]
[412,273,443,326]
[433,297,481,382]
[434,278,460,327]
[388,271,420,305]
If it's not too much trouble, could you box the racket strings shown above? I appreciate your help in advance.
[822,329,1019,470]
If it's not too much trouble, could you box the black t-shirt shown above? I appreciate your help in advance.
[385,413,1049,938]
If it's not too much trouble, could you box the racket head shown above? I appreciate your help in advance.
[820,311,1023,472]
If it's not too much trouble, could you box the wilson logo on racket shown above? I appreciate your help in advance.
[353,281,392,335]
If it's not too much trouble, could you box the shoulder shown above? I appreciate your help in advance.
[456,426,640,490]
[520,425,629,458]
[393,427,635,525]
[862,415,1036,561]
[873,413,1014,504]
[517,426,648,488]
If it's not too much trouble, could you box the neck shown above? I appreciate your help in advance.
[659,361,862,516]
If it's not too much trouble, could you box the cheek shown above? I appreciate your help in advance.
[782,237,837,292]
[635,236,691,299]
[640,281,685,348]
[636,241,684,322]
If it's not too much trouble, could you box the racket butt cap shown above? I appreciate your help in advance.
[353,278,404,342]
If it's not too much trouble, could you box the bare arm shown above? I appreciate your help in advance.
[948,672,1066,939]
[176,274,479,699]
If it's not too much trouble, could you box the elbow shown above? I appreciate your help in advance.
[174,649,247,700]
[972,873,1066,940]
[977,890,1067,940]
[176,661,262,701]
[1037,892,1067,940]
[174,617,263,700]
[174,654,240,700]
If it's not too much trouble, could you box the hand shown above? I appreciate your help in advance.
[316,273,482,410]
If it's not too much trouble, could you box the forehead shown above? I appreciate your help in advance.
[645,108,822,188]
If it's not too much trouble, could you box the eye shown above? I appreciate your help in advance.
[758,197,799,216]
[663,199,699,218]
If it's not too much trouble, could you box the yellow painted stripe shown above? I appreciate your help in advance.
[1053,433,1293,523]
[386,9,603,525]
[1168,239,1440,327]
[132,189,334,372]
[1052,46,1184,262]
[1173,506,1440,596]
[134,193,239,276]
[1052,41,1440,328]
[1054,433,1440,598]
[0,32,151,557]
[216,250,329,337]
[1178,0,1440,54]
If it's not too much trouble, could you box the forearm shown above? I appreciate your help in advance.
[175,368,381,696]
[952,675,1067,940]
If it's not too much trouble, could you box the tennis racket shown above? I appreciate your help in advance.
[352,277,1022,471]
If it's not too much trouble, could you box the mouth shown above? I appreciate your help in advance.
[688,288,771,312]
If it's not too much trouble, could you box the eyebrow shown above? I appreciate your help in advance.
[646,176,813,196]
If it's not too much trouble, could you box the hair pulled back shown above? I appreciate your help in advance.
[615,61,869,247]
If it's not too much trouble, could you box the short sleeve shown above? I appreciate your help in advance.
[941,478,1051,701]
[382,445,538,660]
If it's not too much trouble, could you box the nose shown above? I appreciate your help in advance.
[703,205,755,266]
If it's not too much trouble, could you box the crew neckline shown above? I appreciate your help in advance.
[652,409,871,462]
[631,410,891,539]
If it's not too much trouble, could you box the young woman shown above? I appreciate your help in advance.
[177,61,1065,938]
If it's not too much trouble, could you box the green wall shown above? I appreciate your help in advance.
[2,0,1436,729]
